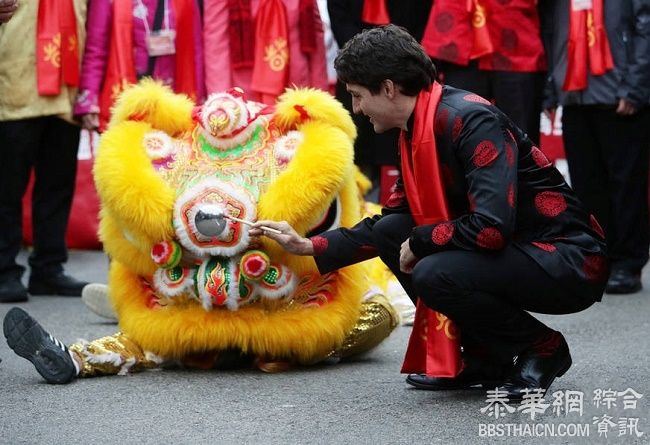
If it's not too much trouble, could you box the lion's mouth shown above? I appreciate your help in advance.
[142,177,342,312]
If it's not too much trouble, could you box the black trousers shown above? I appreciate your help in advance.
[437,60,545,145]
[0,116,80,280]
[562,106,650,273]
[372,213,596,364]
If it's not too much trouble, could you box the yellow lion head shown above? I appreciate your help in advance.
[94,81,395,364]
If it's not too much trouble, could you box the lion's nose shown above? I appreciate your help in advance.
[194,208,228,237]
[174,178,255,257]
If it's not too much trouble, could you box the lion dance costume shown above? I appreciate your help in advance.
[68,81,398,376]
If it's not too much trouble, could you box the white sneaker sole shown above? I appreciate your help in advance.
[81,283,117,322]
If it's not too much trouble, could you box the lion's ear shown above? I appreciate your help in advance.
[292,104,310,124]
[192,105,203,125]
[273,88,357,141]
[109,79,194,137]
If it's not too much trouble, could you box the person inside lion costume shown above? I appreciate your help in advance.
[3,81,400,384]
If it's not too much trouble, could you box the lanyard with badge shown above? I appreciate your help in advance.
[134,0,176,57]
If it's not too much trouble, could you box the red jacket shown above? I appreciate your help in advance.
[421,0,546,72]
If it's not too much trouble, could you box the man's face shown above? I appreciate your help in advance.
[346,83,397,134]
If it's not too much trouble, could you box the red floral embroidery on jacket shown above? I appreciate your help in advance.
[534,191,567,217]
[583,255,608,282]
[476,227,504,250]
[310,236,329,255]
[435,108,449,135]
[531,241,557,252]
[463,93,491,105]
[452,116,463,142]
[531,146,551,168]
[473,140,499,167]
[432,223,455,245]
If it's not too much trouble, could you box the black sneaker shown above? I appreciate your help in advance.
[3,308,77,384]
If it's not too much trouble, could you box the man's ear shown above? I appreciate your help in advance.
[382,79,396,98]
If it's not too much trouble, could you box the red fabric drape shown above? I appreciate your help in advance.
[172,0,199,100]
[229,0,314,68]
[563,0,614,91]
[421,0,546,72]
[251,0,289,103]
[298,0,317,54]
[361,0,390,25]
[98,0,198,129]
[399,82,462,378]
[98,0,137,130]
[228,0,254,69]
[36,0,79,96]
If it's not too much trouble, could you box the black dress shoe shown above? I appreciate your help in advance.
[498,333,571,401]
[0,277,28,303]
[406,358,509,391]
[606,269,642,294]
[28,272,88,297]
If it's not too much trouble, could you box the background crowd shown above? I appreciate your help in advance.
[0,0,649,304]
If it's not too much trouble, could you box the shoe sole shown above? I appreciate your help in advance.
[81,284,117,321]
[0,294,28,303]
[3,308,75,384]
[406,376,504,391]
[605,284,642,294]
[28,282,84,297]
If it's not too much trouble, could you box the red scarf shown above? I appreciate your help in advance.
[36,0,79,96]
[251,0,289,103]
[99,0,137,131]
[298,0,317,54]
[228,0,254,68]
[98,0,199,130]
[563,0,614,91]
[233,0,315,91]
[362,0,390,25]
[399,82,462,378]
[171,0,199,100]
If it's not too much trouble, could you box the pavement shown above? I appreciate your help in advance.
[1,249,649,445]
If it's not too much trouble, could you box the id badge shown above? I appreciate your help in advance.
[147,29,176,56]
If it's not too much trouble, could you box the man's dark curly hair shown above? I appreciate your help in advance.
[334,24,436,97]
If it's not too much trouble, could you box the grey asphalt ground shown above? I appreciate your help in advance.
[1,249,649,445]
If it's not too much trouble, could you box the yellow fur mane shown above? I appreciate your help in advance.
[95,82,370,361]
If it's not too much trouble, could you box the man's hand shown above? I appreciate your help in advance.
[80,113,100,130]
[250,220,314,256]
[0,0,18,24]
[399,239,418,274]
[616,98,638,116]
